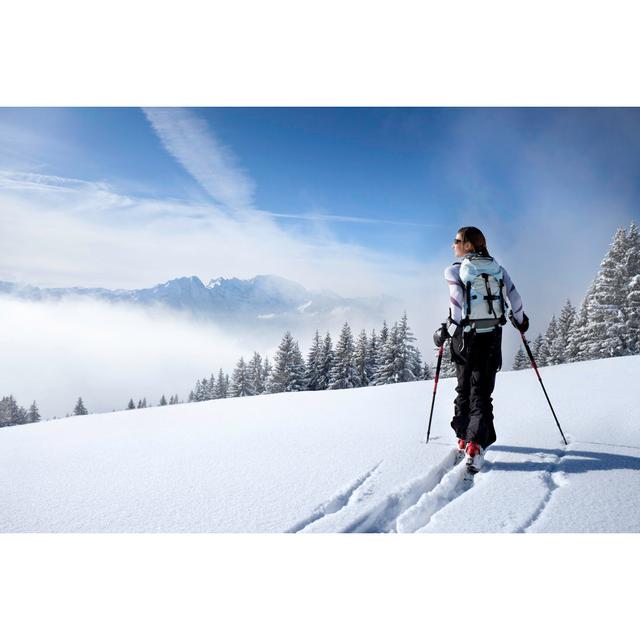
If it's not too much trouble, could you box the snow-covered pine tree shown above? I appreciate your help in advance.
[552,300,577,364]
[512,346,527,370]
[230,357,254,397]
[214,369,229,399]
[205,374,216,401]
[354,329,371,387]
[367,330,379,386]
[422,361,433,380]
[261,357,272,393]
[396,312,420,382]
[74,397,88,416]
[268,331,307,393]
[0,395,24,427]
[329,322,361,389]
[248,352,265,395]
[529,333,543,367]
[371,321,389,385]
[127,398,135,410]
[187,391,195,403]
[305,330,323,391]
[413,348,423,380]
[27,401,40,423]
[141,398,147,408]
[623,221,640,354]
[317,332,334,391]
[375,322,401,385]
[159,395,167,406]
[584,226,629,358]
[566,286,592,362]
[538,315,559,366]
[627,274,640,355]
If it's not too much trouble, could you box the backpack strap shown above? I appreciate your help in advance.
[481,274,498,318]
[465,281,472,318]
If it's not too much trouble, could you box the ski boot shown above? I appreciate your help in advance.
[465,441,484,474]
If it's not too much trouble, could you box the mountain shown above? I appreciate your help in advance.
[2,355,639,533]
[0,274,393,323]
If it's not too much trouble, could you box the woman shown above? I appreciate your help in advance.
[434,226,529,472]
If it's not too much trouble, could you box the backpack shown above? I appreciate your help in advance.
[457,254,507,333]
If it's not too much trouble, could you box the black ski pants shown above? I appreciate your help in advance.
[450,327,502,450]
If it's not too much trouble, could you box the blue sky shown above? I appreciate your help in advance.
[1,107,639,325]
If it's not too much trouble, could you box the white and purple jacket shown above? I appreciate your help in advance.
[444,253,525,328]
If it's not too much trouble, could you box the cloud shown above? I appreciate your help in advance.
[142,107,255,210]
[0,296,251,419]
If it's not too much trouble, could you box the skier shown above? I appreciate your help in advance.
[433,226,529,472]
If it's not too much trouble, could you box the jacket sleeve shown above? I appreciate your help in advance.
[501,266,525,324]
[444,264,464,327]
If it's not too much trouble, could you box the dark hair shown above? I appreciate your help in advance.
[457,226,491,258]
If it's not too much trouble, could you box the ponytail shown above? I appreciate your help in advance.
[457,226,491,258]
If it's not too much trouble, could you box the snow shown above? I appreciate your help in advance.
[1,355,639,533]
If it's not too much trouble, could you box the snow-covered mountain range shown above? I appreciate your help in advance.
[0,274,392,323]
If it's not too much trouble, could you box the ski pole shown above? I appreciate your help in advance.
[425,342,445,444]
[519,331,568,445]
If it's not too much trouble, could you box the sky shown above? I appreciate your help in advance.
[1,107,640,416]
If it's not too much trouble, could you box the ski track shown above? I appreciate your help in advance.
[287,461,382,533]
[341,449,464,533]
[399,460,475,533]
[513,441,571,533]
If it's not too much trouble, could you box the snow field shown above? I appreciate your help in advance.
[1,355,639,532]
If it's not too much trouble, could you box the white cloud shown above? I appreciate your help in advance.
[142,107,255,211]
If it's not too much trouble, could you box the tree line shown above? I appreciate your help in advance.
[513,221,640,369]
[187,312,433,401]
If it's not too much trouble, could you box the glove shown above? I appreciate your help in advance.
[433,323,449,347]
[509,310,529,333]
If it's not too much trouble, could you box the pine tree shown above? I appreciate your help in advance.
[627,274,640,355]
[230,357,254,397]
[159,395,167,406]
[372,321,389,384]
[268,331,307,393]
[413,349,423,380]
[27,401,40,423]
[214,369,229,399]
[127,398,135,410]
[529,333,544,367]
[261,357,272,393]
[584,226,629,358]
[317,332,334,391]
[0,395,25,427]
[73,397,88,416]
[137,399,143,409]
[396,312,420,382]
[306,330,323,391]
[205,374,216,401]
[329,322,361,389]
[538,316,559,366]
[248,352,265,395]
[188,390,195,403]
[141,398,147,408]
[624,221,640,354]
[422,361,433,380]
[367,330,379,386]
[375,322,401,385]
[551,300,576,364]
[354,329,371,387]
[512,346,527,370]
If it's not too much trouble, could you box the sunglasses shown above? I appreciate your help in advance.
[453,238,463,244]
